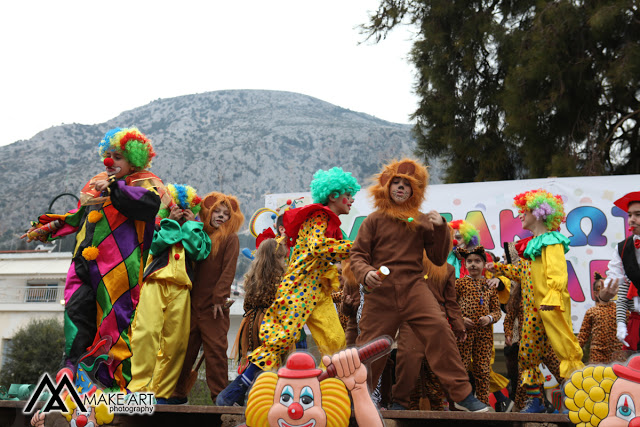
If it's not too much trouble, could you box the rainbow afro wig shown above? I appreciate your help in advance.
[310,167,360,205]
[513,189,566,231]
[449,220,480,247]
[158,184,202,218]
[98,127,156,169]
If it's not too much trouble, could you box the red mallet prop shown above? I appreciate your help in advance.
[318,336,393,381]
[103,157,114,167]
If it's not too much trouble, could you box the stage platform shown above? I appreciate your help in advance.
[0,400,572,426]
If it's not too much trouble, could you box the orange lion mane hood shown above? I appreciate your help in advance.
[369,158,429,224]
[201,191,245,256]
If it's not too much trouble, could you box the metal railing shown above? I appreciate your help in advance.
[0,286,64,304]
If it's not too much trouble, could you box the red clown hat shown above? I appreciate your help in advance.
[277,353,322,379]
[255,228,276,249]
[614,191,640,212]
[613,355,640,383]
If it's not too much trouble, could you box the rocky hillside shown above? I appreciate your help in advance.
[0,89,442,250]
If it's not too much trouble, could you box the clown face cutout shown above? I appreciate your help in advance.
[267,378,327,427]
[600,356,640,427]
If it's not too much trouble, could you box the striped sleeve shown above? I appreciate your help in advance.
[617,279,632,324]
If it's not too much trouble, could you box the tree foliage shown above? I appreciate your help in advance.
[363,0,640,182]
[0,318,64,387]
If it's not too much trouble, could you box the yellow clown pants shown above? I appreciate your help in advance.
[129,280,190,398]
[249,287,346,370]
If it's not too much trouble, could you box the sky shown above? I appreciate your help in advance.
[0,1,419,147]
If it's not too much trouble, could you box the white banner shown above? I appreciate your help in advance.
[264,175,640,333]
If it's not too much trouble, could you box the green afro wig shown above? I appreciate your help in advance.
[310,167,360,205]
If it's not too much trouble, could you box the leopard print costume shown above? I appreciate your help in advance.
[577,302,622,364]
[455,275,501,404]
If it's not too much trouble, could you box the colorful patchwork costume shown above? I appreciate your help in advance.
[27,128,165,390]
[128,184,211,399]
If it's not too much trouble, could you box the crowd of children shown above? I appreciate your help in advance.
[24,127,639,416]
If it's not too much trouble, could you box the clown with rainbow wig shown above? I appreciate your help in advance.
[128,184,211,402]
[23,127,168,391]
[489,189,584,413]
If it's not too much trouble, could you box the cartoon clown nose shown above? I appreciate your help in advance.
[277,353,322,420]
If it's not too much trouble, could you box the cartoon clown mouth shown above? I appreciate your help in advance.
[277,420,316,427]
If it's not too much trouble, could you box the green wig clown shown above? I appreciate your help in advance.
[310,167,361,205]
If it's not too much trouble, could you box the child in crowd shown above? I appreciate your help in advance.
[128,184,211,402]
[490,189,583,413]
[170,192,244,404]
[447,220,512,411]
[349,158,488,412]
[577,273,623,364]
[23,127,165,391]
[235,235,288,373]
[217,167,359,406]
[455,246,501,405]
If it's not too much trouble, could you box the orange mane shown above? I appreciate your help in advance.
[200,191,245,257]
[368,158,429,227]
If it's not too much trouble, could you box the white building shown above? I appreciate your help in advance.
[0,250,69,367]
[0,250,245,370]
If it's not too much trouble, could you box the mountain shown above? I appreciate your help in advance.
[0,89,442,250]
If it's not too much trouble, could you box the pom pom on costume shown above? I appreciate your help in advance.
[98,127,156,170]
[513,189,565,231]
[82,246,99,261]
[157,184,203,218]
[449,220,480,247]
[87,211,103,223]
[310,167,360,205]
[368,158,429,226]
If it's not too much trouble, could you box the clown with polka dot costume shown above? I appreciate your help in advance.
[217,167,360,406]
[488,189,584,413]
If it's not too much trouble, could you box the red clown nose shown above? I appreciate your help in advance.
[453,239,459,247]
[104,158,114,167]
[288,402,304,420]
